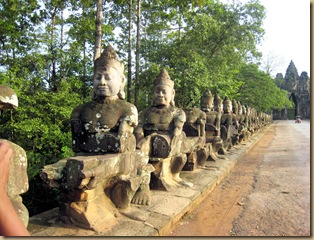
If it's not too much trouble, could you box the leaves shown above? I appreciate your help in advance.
[135,0,266,109]
[0,0,299,215]
[234,64,293,112]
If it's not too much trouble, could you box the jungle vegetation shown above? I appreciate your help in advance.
[0,0,293,215]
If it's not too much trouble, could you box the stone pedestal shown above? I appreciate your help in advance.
[40,151,151,231]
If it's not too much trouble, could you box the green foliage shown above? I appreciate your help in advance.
[234,64,293,112]
[138,0,265,108]
[0,68,85,215]
[0,0,295,216]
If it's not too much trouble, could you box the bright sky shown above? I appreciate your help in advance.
[221,0,310,77]
[257,0,310,76]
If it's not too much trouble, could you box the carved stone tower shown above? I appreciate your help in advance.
[273,60,310,120]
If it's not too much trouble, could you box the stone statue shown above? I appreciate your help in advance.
[237,102,249,143]
[220,96,234,151]
[231,99,240,147]
[200,90,226,160]
[245,105,254,136]
[134,69,193,191]
[182,107,207,170]
[40,45,153,232]
[247,106,257,135]
[71,45,137,155]
[0,85,29,227]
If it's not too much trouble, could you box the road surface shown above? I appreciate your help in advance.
[169,120,310,237]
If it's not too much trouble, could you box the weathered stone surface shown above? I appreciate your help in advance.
[135,69,192,191]
[0,85,29,227]
[40,45,153,232]
[71,100,137,154]
[5,140,29,227]
[182,107,207,170]
[0,85,18,109]
[220,96,234,151]
[200,91,226,160]
[29,123,271,236]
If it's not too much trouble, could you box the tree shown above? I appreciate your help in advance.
[234,64,293,112]
[0,0,42,68]
[94,0,103,60]
[0,0,284,215]
[136,0,266,109]
[134,0,141,107]
[260,52,285,76]
[127,0,133,102]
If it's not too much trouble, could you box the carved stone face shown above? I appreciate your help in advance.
[223,101,232,113]
[201,95,213,110]
[153,84,174,106]
[214,101,222,113]
[93,66,121,98]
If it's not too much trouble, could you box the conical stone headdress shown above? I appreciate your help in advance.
[200,90,214,110]
[214,94,222,106]
[153,69,174,88]
[93,44,126,99]
[94,44,124,76]
[223,96,231,105]
[201,90,213,102]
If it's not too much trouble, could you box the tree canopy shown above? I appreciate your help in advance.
[234,64,293,112]
[0,0,297,215]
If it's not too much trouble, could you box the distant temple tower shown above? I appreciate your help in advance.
[272,60,310,120]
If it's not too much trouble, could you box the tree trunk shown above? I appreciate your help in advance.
[127,0,133,103]
[51,7,57,91]
[134,0,141,108]
[94,0,103,61]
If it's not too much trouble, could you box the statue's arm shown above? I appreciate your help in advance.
[198,111,206,137]
[173,109,186,137]
[118,104,138,138]
[215,113,221,136]
[134,108,146,142]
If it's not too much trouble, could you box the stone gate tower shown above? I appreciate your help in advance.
[273,60,310,120]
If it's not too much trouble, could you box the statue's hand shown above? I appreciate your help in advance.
[117,130,130,139]
[80,169,99,189]
[214,136,222,143]
[173,127,182,137]
[118,121,133,139]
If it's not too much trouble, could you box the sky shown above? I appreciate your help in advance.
[255,0,310,76]
[221,0,310,77]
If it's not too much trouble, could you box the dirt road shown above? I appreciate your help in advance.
[169,120,310,237]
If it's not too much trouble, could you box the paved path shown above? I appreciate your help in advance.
[170,120,310,236]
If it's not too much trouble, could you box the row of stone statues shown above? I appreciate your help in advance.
[0,44,272,233]
[39,45,272,231]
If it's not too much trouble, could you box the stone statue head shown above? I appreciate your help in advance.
[200,90,214,111]
[237,101,243,115]
[232,99,238,114]
[223,96,232,114]
[0,85,18,110]
[214,94,223,113]
[152,69,175,107]
[93,44,126,100]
